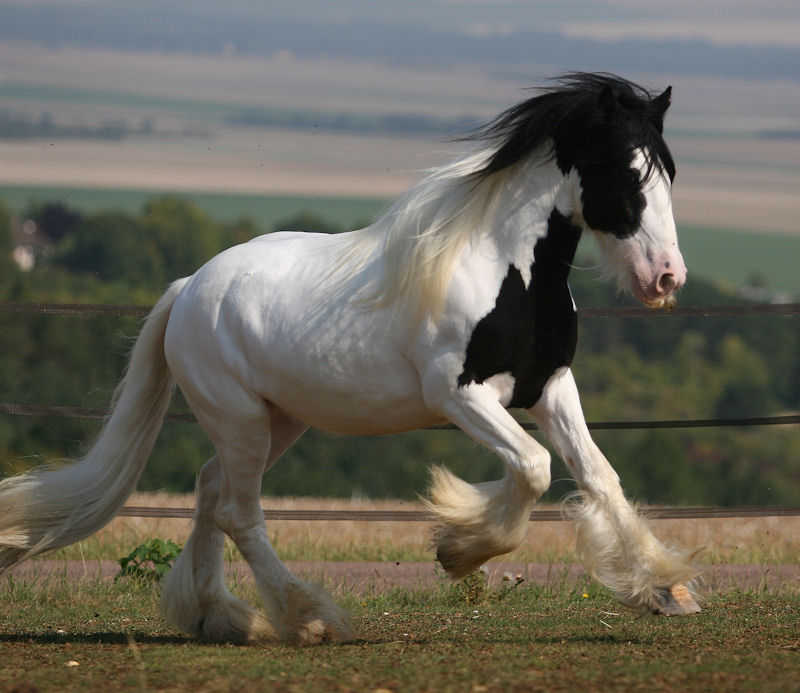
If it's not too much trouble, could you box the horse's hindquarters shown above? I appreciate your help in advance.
[164,233,441,437]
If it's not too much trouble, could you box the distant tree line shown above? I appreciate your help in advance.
[0,111,209,142]
[0,111,127,140]
[1,197,798,506]
[227,108,481,137]
[0,107,479,142]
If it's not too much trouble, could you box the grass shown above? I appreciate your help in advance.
[4,495,799,690]
[0,570,797,692]
[676,224,800,296]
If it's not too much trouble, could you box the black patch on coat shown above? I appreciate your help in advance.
[457,210,581,408]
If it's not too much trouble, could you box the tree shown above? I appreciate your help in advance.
[272,212,343,235]
[56,210,163,285]
[220,216,262,249]
[140,196,222,281]
[714,335,776,419]
[0,201,20,292]
[27,201,83,242]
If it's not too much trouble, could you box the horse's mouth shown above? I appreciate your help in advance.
[630,274,678,311]
[642,295,676,311]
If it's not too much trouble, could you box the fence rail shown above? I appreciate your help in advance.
[116,505,800,521]
[2,401,799,431]
[3,301,800,319]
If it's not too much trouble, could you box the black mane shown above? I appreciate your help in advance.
[473,73,675,184]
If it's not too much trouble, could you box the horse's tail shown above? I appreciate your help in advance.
[0,278,189,573]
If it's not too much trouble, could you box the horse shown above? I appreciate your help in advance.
[0,73,700,644]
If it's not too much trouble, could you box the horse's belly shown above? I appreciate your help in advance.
[269,391,443,435]
[251,352,443,435]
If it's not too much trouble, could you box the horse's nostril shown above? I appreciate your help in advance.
[658,273,676,294]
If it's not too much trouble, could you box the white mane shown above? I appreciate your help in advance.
[339,144,514,321]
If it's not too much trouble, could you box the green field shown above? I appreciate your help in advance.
[0,571,797,692]
[673,225,800,296]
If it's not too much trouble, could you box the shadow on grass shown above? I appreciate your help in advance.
[0,628,642,649]
[350,631,639,648]
[0,631,195,646]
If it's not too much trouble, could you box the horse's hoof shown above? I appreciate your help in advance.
[297,619,354,645]
[653,583,701,616]
[436,546,485,581]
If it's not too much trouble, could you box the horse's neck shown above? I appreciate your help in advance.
[483,157,573,285]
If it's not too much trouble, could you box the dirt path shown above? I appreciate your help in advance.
[9,560,799,594]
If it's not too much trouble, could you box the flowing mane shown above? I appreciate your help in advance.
[341,72,674,320]
[340,143,512,320]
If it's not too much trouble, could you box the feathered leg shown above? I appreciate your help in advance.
[530,367,701,615]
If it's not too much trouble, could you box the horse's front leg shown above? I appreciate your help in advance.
[424,380,552,579]
[530,367,701,615]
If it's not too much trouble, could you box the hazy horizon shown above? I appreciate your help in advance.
[0,1,797,235]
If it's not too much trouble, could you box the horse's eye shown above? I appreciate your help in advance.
[625,171,640,185]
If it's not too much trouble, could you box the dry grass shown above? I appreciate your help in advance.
[45,493,800,566]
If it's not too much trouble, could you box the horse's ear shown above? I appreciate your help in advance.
[652,86,672,130]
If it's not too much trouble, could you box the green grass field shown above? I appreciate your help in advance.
[4,184,799,297]
[0,571,797,692]
[676,225,800,296]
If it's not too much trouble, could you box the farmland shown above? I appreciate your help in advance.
[1,37,799,302]
[0,42,798,235]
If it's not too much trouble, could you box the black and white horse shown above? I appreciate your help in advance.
[0,73,699,644]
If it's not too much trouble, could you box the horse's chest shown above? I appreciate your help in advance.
[457,212,580,409]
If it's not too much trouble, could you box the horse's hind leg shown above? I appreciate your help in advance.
[160,455,274,642]
[179,393,351,644]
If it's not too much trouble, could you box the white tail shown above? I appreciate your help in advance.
[0,279,187,572]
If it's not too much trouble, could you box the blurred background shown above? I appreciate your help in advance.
[1,0,799,506]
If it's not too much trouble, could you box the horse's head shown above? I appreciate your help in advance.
[478,73,686,309]
[577,146,686,308]
[562,80,686,309]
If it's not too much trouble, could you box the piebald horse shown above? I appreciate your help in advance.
[0,74,699,644]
